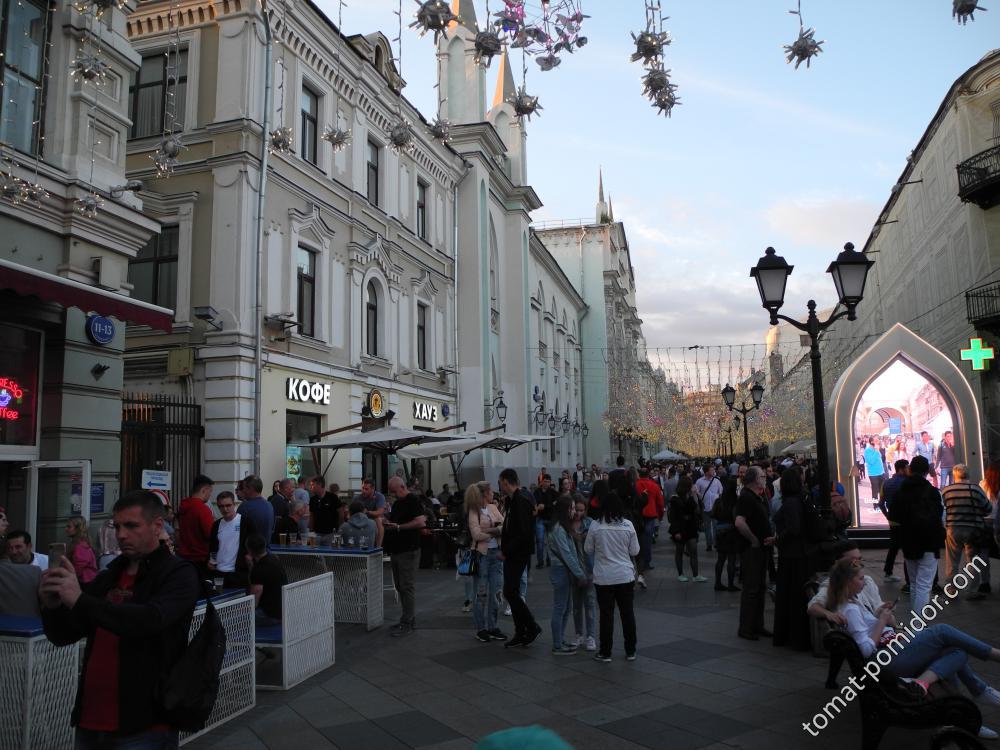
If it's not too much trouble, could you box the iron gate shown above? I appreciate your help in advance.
[121,392,204,502]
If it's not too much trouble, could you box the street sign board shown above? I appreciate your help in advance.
[140,469,172,491]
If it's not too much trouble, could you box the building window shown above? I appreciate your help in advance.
[0,0,48,154]
[129,226,179,307]
[416,180,428,240]
[129,50,188,139]
[296,248,316,337]
[300,86,318,164]
[366,139,380,207]
[286,411,321,479]
[416,303,428,370]
[366,280,379,356]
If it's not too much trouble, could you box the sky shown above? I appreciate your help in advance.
[320,0,998,350]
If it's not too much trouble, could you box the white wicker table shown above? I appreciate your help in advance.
[0,616,79,750]
[180,592,256,745]
[272,546,384,630]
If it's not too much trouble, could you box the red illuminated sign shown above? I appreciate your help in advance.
[0,377,23,421]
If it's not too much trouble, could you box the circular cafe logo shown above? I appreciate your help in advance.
[369,389,385,418]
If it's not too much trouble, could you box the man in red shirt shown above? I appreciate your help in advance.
[635,467,665,580]
[40,490,200,749]
[176,474,215,579]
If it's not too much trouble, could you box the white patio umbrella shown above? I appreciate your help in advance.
[297,426,466,454]
[651,448,685,461]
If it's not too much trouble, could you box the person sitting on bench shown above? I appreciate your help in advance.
[246,534,287,627]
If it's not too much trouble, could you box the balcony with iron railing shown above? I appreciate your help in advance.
[957,144,1000,209]
[966,280,1000,328]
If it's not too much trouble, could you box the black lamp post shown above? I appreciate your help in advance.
[721,381,764,463]
[719,415,737,456]
[749,243,874,510]
[561,415,570,435]
[487,391,507,424]
[581,423,590,439]
[547,413,557,432]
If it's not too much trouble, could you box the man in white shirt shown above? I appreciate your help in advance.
[6,530,48,569]
[694,465,723,552]
[209,492,253,587]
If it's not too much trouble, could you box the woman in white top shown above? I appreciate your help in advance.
[827,558,1000,739]
[465,482,506,643]
[584,490,640,663]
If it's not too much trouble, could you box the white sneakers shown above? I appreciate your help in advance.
[637,574,647,589]
[884,574,901,582]
[584,636,597,651]
[978,686,1000,707]
[980,726,998,740]
[693,576,708,582]
[677,575,689,582]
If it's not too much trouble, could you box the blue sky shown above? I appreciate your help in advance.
[324,0,997,348]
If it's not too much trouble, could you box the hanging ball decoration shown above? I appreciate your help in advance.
[1,174,27,204]
[953,0,987,23]
[641,66,672,97]
[510,86,542,121]
[410,0,458,42]
[651,85,680,117]
[269,127,293,154]
[20,180,49,204]
[783,27,824,69]
[322,125,352,152]
[429,117,451,142]
[630,30,669,64]
[535,52,561,71]
[74,192,103,219]
[474,29,503,67]
[389,118,416,154]
[159,133,184,159]
[152,134,184,177]
[70,53,111,83]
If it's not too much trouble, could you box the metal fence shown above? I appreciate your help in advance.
[121,392,204,502]
[965,280,1000,327]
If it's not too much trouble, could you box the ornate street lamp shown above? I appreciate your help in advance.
[486,391,508,424]
[547,413,557,432]
[721,382,764,463]
[572,420,581,435]
[582,423,590,438]
[561,416,570,435]
[749,242,873,510]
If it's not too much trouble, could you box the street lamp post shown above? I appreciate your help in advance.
[721,382,764,463]
[749,243,874,510]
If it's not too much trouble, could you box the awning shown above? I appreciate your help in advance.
[0,258,174,332]
[297,426,466,455]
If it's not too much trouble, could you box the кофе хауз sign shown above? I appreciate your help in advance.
[286,377,331,405]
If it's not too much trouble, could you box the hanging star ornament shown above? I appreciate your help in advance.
[0,173,27,204]
[783,26,824,69]
[322,124,352,152]
[410,0,458,42]
[510,86,542,121]
[70,52,111,84]
[19,180,49,205]
[651,84,680,117]
[953,0,987,23]
[473,29,503,67]
[630,29,670,64]
[641,66,672,98]
[74,192,103,218]
[429,117,451,142]
[269,127,293,154]
[151,133,185,177]
[388,118,416,154]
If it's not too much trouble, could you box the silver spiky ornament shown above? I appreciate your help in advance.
[953,0,987,23]
[473,29,503,67]
[510,86,542,121]
[74,192,103,218]
[1,173,26,204]
[269,127,293,154]
[322,124,352,152]
[784,26,824,69]
[70,53,111,83]
[651,85,680,117]
[72,0,126,15]
[410,0,458,43]
[641,66,672,98]
[388,118,416,154]
[629,29,670,64]
[152,133,185,177]
[429,117,451,142]
[19,180,49,204]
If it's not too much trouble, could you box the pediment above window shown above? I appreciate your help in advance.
[350,233,402,286]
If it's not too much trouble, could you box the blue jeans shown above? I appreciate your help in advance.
[704,517,716,548]
[76,728,179,750]
[464,575,474,603]
[639,518,656,571]
[535,520,548,562]
[886,624,991,696]
[940,467,954,487]
[572,582,596,639]
[549,564,573,647]
[473,549,502,632]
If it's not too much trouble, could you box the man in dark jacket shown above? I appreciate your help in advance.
[889,455,944,616]
[734,466,774,641]
[499,468,542,648]
[533,474,558,567]
[40,490,200,749]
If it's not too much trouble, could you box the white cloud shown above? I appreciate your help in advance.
[765,194,881,250]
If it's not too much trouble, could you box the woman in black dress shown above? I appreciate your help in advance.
[772,468,812,650]
[667,476,704,582]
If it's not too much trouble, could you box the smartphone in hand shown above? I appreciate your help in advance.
[48,542,66,569]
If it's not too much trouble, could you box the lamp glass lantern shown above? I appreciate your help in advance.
[547,414,557,431]
[750,247,793,323]
[721,383,736,409]
[582,423,590,438]
[561,416,570,435]
[573,420,580,435]
[495,394,508,423]
[750,382,765,407]
[826,242,874,318]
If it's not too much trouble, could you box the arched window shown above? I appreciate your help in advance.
[366,280,379,356]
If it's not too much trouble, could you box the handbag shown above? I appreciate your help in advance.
[457,548,479,576]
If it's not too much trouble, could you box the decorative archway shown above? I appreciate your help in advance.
[827,323,983,526]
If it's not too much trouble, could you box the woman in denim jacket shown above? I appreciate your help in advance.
[465,482,506,642]
[570,498,598,651]
[548,497,588,655]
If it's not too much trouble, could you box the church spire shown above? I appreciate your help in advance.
[608,194,615,222]
[450,0,478,31]
[596,168,608,223]
[492,51,516,109]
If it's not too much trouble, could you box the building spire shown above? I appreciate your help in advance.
[608,194,614,222]
[450,0,478,31]
[596,167,609,223]
[492,50,516,109]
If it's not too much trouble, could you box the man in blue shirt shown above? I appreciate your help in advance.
[238,475,275,550]
[914,431,936,476]
[863,438,885,509]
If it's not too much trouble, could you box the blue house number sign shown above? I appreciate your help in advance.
[86,315,116,345]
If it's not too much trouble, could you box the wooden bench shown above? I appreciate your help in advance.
[255,572,335,690]
[822,630,984,750]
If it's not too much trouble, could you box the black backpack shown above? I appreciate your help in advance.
[159,594,227,732]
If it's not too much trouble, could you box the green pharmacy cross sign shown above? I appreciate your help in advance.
[961,338,995,371]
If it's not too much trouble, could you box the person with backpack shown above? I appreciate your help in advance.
[711,478,741,591]
[39,490,202,748]
[889,455,945,614]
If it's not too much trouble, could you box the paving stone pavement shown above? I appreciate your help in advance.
[188,542,1000,749]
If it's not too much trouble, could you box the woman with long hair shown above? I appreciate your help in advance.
[547,496,588,655]
[978,459,1000,597]
[584,490,640,662]
[66,515,98,585]
[827,557,1000,739]
[772,468,811,650]
[712,478,740,591]
[464,482,506,642]
[570,498,597,651]
[588,479,609,519]
[667,476,704,582]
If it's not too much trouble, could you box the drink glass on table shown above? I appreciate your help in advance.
[278,533,288,546]
[348,536,356,548]
[308,532,317,547]
[213,576,224,593]
[359,535,368,549]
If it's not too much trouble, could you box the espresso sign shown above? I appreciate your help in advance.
[287,377,331,405]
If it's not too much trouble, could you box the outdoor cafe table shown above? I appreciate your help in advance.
[272,546,383,630]
[0,614,79,750]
